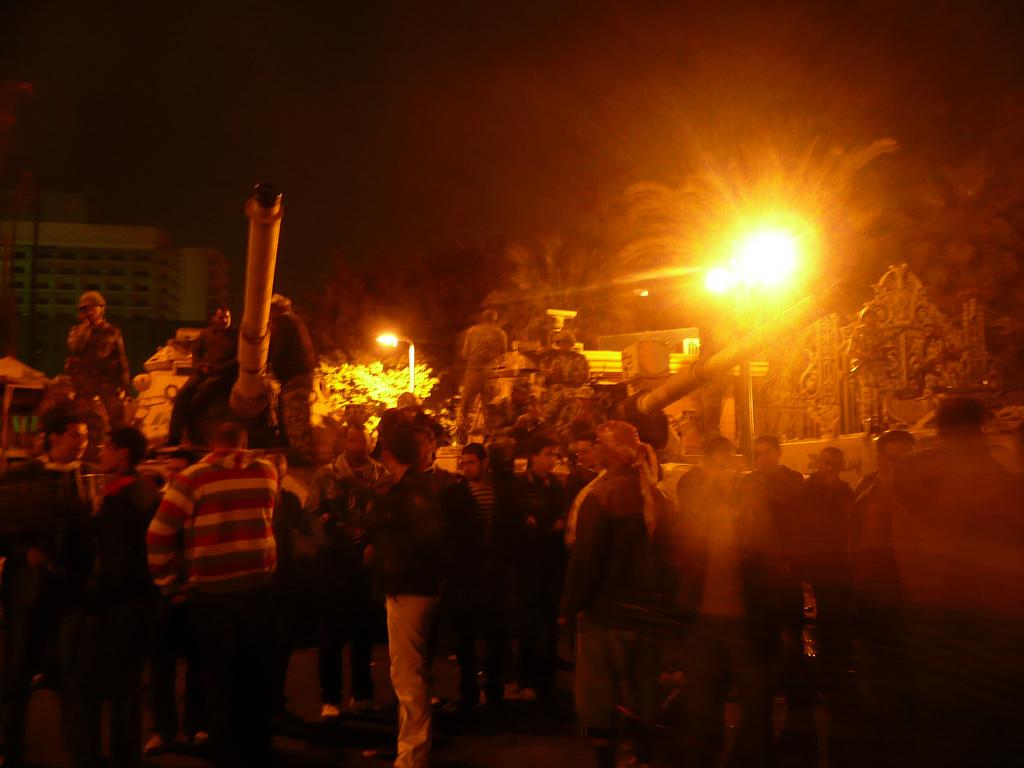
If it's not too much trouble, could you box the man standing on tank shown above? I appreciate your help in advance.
[64,291,130,442]
[268,294,317,465]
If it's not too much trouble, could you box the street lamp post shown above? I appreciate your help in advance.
[705,227,801,460]
[376,333,416,393]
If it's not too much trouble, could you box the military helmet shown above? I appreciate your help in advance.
[551,329,576,346]
[77,290,106,309]
[270,293,292,311]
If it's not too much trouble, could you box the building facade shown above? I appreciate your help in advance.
[0,219,228,375]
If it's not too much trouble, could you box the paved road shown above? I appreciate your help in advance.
[19,645,597,768]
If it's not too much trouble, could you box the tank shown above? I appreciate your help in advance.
[133,184,284,447]
[619,283,850,451]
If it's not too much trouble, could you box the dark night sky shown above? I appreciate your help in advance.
[2,0,1023,306]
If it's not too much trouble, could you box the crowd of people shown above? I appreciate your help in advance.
[1,368,1022,768]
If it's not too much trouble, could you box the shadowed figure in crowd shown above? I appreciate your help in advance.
[672,436,797,768]
[892,397,1024,768]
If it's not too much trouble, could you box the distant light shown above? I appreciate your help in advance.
[735,229,798,287]
[705,267,736,294]
[376,333,399,348]
[634,288,650,297]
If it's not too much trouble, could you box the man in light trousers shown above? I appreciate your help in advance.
[367,426,445,768]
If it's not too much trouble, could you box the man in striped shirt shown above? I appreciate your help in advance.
[146,422,278,767]
[440,443,521,714]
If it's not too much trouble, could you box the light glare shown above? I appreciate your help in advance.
[736,230,798,286]
[705,267,736,294]
[376,333,399,347]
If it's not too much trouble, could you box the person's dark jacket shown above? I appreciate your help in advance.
[268,310,316,383]
[670,466,801,653]
[92,471,161,602]
[0,459,97,607]
[369,469,445,597]
[893,441,1023,622]
[561,466,671,630]
[565,465,599,506]
[195,326,238,377]
[797,473,855,587]
[519,472,567,571]
[440,474,522,592]
[850,471,904,610]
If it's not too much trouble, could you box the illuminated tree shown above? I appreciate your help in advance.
[316,359,439,432]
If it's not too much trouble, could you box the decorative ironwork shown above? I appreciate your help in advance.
[756,264,993,436]
[848,264,991,428]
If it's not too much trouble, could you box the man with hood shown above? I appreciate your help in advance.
[306,425,389,718]
[147,422,278,767]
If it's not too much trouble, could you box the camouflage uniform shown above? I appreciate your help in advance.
[64,319,130,436]
[280,374,316,463]
[458,321,508,433]
[539,349,589,421]
[269,299,318,464]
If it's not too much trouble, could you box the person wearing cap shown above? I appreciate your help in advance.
[456,309,508,442]
[539,329,589,423]
[64,290,130,444]
[268,294,318,465]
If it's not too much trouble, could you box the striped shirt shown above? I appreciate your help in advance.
[147,450,278,595]
[468,482,497,545]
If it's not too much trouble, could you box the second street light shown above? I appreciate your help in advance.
[377,332,416,392]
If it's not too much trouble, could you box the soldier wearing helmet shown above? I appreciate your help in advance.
[539,328,589,422]
[268,293,317,464]
[64,291,130,440]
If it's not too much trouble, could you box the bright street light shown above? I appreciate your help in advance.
[705,267,737,295]
[704,227,801,295]
[736,229,798,287]
[376,332,416,392]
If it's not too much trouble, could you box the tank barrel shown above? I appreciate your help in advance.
[634,283,846,415]
[230,183,283,419]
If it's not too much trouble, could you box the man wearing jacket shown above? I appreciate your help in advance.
[167,306,238,446]
[745,435,812,758]
[147,423,278,767]
[70,427,160,768]
[562,421,670,768]
[367,427,445,768]
[0,407,95,768]
[673,436,798,768]
[518,435,567,701]
[306,425,389,718]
